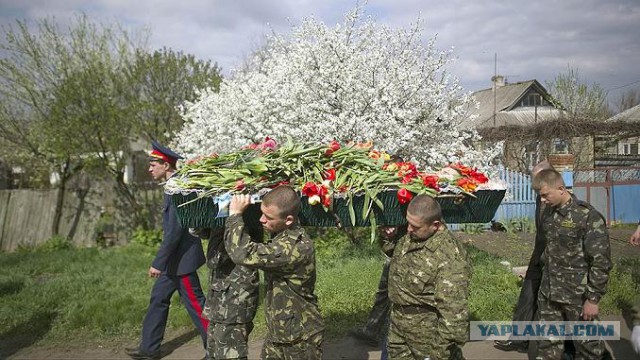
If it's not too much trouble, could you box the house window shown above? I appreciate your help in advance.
[552,139,570,154]
[524,141,539,170]
[521,93,548,107]
[595,135,617,154]
[622,143,639,155]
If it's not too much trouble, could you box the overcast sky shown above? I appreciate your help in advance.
[1,0,639,107]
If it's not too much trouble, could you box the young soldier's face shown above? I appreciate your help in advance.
[148,160,169,181]
[259,203,291,234]
[538,184,566,208]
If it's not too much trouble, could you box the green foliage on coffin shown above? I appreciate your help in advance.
[171,190,506,229]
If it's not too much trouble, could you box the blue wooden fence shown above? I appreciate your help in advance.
[572,167,640,225]
[492,167,536,223]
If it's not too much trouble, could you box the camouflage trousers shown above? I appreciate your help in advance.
[261,331,323,360]
[388,308,464,360]
[207,321,253,360]
[536,294,607,360]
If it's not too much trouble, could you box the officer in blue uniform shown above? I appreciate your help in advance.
[126,141,208,360]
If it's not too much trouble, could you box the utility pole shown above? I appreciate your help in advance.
[493,53,497,127]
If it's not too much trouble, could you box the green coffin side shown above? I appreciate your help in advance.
[171,189,506,228]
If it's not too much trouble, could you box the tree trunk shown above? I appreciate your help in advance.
[66,174,91,241]
[113,174,152,231]
[51,160,71,238]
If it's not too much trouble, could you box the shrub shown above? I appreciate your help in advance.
[310,228,353,260]
[600,265,640,316]
[461,223,484,234]
[130,227,163,247]
[504,217,535,234]
[37,235,74,252]
[616,256,640,287]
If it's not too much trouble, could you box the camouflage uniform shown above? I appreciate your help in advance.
[202,227,261,360]
[224,215,325,359]
[537,195,612,360]
[387,228,471,360]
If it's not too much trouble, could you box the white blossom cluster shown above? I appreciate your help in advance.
[175,6,500,170]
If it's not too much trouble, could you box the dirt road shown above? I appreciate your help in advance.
[11,317,639,360]
[8,228,640,360]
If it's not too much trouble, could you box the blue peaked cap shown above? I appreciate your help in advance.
[150,140,183,164]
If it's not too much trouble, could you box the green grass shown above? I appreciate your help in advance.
[609,222,640,229]
[467,246,522,321]
[1,230,637,355]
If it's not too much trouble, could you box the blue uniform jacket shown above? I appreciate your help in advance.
[151,194,205,276]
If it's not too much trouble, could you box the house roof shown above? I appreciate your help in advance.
[462,79,566,129]
[607,103,640,123]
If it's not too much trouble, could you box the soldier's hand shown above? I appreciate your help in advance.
[148,266,162,278]
[230,194,251,216]
[379,226,398,239]
[630,225,640,246]
[581,300,599,320]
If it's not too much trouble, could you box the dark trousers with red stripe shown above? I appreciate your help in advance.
[140,271,209,353]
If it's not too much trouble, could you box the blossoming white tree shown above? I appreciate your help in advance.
[176,6,500,169]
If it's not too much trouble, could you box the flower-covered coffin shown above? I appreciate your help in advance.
[171,189,505,229]
[166,137,507,229]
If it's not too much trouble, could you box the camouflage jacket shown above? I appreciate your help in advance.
[224,215,325,343]
[539,195,612,305]
[388,228,471,346]
[202,228,260,324]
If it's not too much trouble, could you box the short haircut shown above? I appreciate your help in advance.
[262,185,301,218]
[532,169,564,191]
[407,194,442,224]
[531,160,553,177]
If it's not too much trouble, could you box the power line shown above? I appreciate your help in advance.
[606,79,640,92]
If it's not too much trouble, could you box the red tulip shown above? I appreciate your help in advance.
[422,174,440,190]
[470,170,489,184]
[400,175,413,184]
[451,162,472,176]
[234,179,246,191]
[317,185,326,197]
[302,182,318,197]
[323,168,336,181]
[397,188,414,205]
[324,140,341,156]
[321,193,332,207]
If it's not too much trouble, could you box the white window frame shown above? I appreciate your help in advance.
[622,143,639,155]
